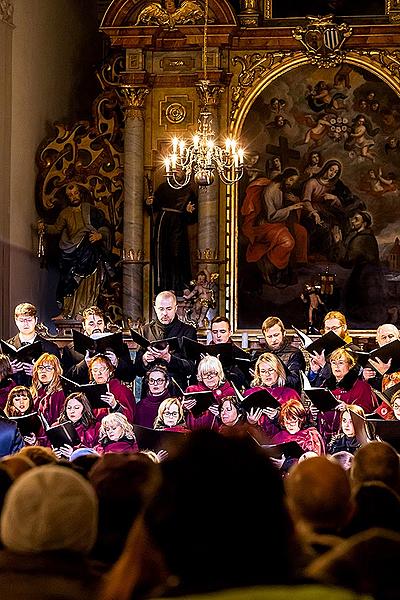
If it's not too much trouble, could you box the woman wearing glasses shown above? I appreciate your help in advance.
[184,355,235,431]
[153,397,187,431]
[30,353,65,426]
[135,365,171,428]
[244,352,301,437]
[88,354,135,424]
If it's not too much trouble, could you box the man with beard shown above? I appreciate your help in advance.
[134,291,197,390]
[332,210,385,324]
[241,167,308,286]
[62,305,134,383]
[38,183,114,318]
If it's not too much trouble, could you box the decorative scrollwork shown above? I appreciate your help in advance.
[356,48,400,83]
[292,14,352,69]
[135,0,204,28]
[230,52,293,120]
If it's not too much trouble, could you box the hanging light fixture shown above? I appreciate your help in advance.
[164,0,244,189]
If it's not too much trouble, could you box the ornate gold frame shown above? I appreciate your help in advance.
[264,0,393,19]
[226,50,400,331]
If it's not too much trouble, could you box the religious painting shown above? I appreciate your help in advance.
[271,0,385,18]
[237,63,400,331]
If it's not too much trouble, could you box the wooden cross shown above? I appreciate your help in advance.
[265,135,300,169]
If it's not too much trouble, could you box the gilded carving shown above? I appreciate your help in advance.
[160,95,194,130]
[120,87,150,120]
[292,15,352,68]
[135,0,204,28]
[196,79,224,107]
[230,52,293,119]
[0,0,13,25]
[160,56,195,71]
[357,49,400,83]
[122,248,148,263]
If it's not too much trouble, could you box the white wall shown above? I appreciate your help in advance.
[7,0,101,335]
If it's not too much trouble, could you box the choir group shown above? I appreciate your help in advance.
[1,291,399,468]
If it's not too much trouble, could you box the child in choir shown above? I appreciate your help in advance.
[96,413,138,454]
[327,405,371,455]
[5,386,41,446]
[30,353,65,425]
[153,397,188,432]
[88,354,135,423]
[135,365,171,428]
[184,355,234,431]
[53,392,99,459]
[245,353,300,436]
[0,354,16,411]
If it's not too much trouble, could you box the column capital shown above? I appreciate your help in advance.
[120,86,150,120]
[195,80,225,108]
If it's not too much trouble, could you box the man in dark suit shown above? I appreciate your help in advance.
[135,290,197,390]
[7,303,61,386]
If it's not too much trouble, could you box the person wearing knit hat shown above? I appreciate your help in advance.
[0,465,99,600]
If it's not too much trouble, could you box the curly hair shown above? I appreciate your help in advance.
[30,353,63,400]
[98,413,135,444]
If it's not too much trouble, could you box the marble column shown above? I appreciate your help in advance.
[120,87,149,322]
[195,81,225,323]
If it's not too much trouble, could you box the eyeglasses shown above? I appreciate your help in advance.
[149,378,166,385]
[16,317,35,324]
[260,368,276,375]
[91,366,108,375]
[324,325,342,332]
[37,365,54,372]
[202,372,218,379]
[330,360,348,367]
[164,411,178,418]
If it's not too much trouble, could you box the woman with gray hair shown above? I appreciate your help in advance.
[183,355,235,431]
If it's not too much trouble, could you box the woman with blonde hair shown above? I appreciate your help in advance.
[244,352,301,436]
[184,355,234,431]
[316,347,377,444]
[30,353,65,425]
[96,413,138,454]
[153,397,188,432]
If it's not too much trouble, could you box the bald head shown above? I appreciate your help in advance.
[154,291,177,325]
[351,441,400,494]
[376,324,400,347]
[285,457,352,531]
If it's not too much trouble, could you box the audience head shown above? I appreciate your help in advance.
[82,306,105,336]
[252,352,286,387]
[210,316,231,344]
[262,316,285,351]
[117,431,294,596]
[89,453,160,564]
[89,354,115,384]
[329,451,354,471]
[285,456,353,533]
[154,291,177,325]
[0,354,12,382]
[14,303,37,337]
[197,355,225,390]
[154,397,185,429]
[346,481,400,537]
[18,445,58,466]
[1,465,98,554]
[1,455,34,480]
[376,323,400,347]
[323,311,348,340]
[351,441,400,494]
[5,386,34,417]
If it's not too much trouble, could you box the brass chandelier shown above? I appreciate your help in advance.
[164,0,244,189]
